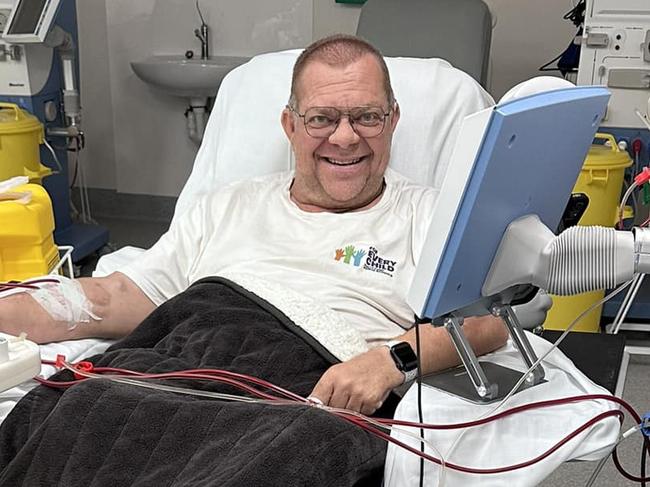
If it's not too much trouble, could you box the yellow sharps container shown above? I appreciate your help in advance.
[0,103,52,184]
[0,183,60,281]
[544,133,633,332]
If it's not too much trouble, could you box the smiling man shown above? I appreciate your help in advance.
[277,35,508,412]
[0,35,507,417]
[283,45,397,213]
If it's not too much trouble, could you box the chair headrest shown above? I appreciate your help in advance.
[499,76,576,103]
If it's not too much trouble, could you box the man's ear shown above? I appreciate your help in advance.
[281,108,296,141]
[389,102,401,133]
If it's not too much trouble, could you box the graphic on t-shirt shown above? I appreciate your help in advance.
[334,245,397,276]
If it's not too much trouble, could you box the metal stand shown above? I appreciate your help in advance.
[433,304,546,403]
[492,304,546,385]
[444,315,499,400]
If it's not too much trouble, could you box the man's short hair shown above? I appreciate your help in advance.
[288,34,395,109]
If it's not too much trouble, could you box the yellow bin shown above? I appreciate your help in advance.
[0,103,52,184]
[0,183,59,281]
[544,133,632,332]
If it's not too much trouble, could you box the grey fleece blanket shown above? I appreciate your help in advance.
[0,277,389,486]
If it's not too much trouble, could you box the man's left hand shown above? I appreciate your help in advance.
[309,346,404,415]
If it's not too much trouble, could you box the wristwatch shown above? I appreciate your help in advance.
[385,340,419,383]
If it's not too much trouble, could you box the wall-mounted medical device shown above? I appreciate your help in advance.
[0,2,52,99]
[577,0,650,129]
[408,87,612,402]
[3,0,61,43]
[0,0,108,261]
[2,0,79,130]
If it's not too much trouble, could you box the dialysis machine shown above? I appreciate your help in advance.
[577,0,650,322]
[0,0,108,262]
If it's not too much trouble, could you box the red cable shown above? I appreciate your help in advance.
[0,283,40,292]
[134,367,308,402]
[41,361,302,402]
[379,394,641,430]
[38,360,646,478]
[35,377,80,388]
[0,278,61,294]
[42,360,308,403]
[613,446,650,483]
[340,410,623,474]
[21,278,61,285]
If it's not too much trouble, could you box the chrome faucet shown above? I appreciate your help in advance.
[194,0,209,60]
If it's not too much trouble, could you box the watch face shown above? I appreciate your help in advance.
[390,342,418,372]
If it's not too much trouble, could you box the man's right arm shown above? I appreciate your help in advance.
[0,272,156,344]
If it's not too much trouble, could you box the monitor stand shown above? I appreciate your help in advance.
[433,304,546,403]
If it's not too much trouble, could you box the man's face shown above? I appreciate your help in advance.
[281,54,400,212]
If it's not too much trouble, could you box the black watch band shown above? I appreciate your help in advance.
[385,340,418,383]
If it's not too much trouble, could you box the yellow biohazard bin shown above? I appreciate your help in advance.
[0,103,52,184]
[0,183,59,281]
[544,133,633,332]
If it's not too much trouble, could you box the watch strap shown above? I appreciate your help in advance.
[403,368,418,383]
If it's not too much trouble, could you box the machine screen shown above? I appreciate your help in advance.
[6,0,47,35]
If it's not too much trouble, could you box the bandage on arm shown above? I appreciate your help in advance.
[0,272,155,344]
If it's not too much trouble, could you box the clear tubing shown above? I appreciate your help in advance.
[583,424,642,487]
[59,360,446,471]
[43,360,645,477]
[609,177,645,334]
[612,273,644,335]
[61,363,287,404]
[59,364,625,476]
[618,179,638,230]
[327,405,446,477]
[42,138,63,174]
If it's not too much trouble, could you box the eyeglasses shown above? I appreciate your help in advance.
[287,105,392,138]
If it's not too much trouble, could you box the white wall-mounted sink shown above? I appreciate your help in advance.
[130,55,250,99]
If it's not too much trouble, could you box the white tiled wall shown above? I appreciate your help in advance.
[78,0,312,196]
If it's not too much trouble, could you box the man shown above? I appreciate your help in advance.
[0,34,507,416]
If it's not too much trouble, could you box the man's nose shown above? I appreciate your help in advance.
[328,116,360,148]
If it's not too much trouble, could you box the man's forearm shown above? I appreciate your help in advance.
[309,315,508,414]
[396,315,509,376]
[0,272,156,344]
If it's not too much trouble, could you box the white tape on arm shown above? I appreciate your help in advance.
[26,276,101,329]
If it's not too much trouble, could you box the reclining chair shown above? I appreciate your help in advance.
[0,48,493,420]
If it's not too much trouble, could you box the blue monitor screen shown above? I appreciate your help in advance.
[408,86,610,320]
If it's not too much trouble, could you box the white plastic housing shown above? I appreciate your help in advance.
[0,332,41,393]
[483,215,641,297]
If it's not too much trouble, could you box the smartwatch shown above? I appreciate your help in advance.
[385,340,419,383]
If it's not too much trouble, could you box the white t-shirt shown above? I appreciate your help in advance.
[120,168,438,346]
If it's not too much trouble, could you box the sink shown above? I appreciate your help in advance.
[130,55,250,99]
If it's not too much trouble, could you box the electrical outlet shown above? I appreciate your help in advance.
[0,333,40,393]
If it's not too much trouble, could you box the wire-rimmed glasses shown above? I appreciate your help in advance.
[288,105,392,138]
